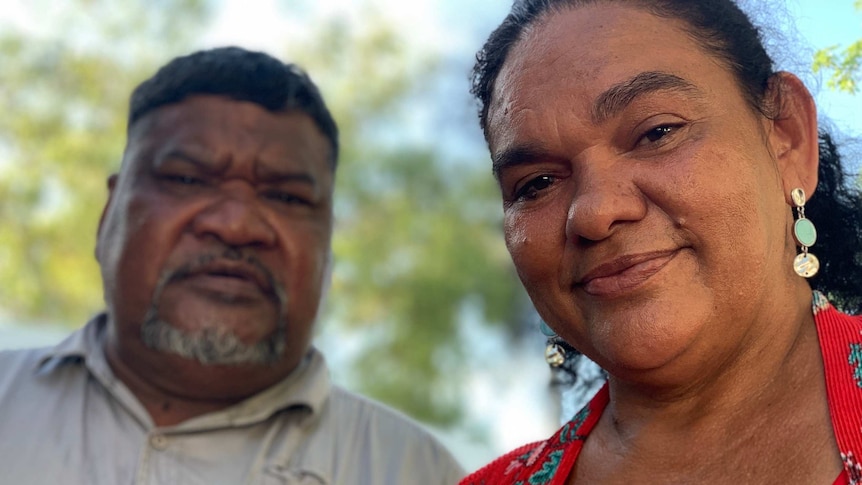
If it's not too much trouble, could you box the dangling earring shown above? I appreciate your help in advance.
[540,320,566,367]
[791,188,819,278]
[545,343,566,368]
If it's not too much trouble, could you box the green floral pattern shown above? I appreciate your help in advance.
[462,389,603,485]
[850,344,862,389]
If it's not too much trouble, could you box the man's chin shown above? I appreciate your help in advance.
[140,314,285,366]
[160,282,282,326]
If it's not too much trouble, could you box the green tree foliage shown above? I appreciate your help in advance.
[0,1,526,426]
[0,0,212,321]
[280,12,526,424]
[812,0,862,93]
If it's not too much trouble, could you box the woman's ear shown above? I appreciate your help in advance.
[765,72,819,203]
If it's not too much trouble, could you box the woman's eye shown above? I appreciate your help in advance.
[514,175,555,201]
[639,124,680,146]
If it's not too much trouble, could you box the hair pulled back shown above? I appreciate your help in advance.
[471,0,862,313]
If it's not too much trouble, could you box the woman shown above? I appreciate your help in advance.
[462,0,862,483]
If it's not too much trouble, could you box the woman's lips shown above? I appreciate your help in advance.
[578,250,680,297]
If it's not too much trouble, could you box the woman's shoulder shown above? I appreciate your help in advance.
[814,291,862,334]
[812,291,862,479]
[458,439,552,485]
[459,384,609,485]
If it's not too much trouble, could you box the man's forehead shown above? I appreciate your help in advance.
[122,98,330,181]
[127,97,321,152]
[130,95,279,133]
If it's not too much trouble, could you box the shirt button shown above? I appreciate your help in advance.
[149,433,169,451]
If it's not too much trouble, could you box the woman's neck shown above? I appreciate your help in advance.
[575,286,842,483]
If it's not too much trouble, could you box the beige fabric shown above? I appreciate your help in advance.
[0,314,465,485]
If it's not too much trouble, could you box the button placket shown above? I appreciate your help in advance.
[149,433,169,451]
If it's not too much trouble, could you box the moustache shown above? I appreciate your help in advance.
[156,247,283,302]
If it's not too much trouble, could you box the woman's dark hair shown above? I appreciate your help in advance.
[808,133,862,314]
[471,0,862,315]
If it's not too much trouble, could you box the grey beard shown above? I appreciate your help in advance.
[141,309,286,366]
[140,250,288,366]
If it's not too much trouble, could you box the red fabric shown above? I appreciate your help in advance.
[816,298,862,484]
[461,297,862,485]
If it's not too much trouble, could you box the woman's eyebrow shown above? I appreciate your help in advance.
[492,143,556,179]
[491,72,700,179]
[591,71,702,124]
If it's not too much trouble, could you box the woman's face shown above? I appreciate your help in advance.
[488,5,801,380]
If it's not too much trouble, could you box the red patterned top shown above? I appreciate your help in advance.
[461,293,862,485]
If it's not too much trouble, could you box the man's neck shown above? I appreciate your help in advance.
[102,330,305,427]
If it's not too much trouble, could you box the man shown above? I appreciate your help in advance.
[0,47,464,484]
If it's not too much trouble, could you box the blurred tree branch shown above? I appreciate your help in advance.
[812,0,862,94]
[280,9,528,424]
[0,0,212,320]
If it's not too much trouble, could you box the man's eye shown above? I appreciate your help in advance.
[163,174,204,185]
[264,190,311,206]
[514,175,555,201]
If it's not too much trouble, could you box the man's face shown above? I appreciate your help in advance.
[96,95,333,374]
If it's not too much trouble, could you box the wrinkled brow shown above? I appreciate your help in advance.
[492,143,556,180]
[591,71,701,125]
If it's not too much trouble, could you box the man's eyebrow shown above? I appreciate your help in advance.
[492,143,556,179]
[154,149,217,170]
[155,150,316,185]
[591,71,701,125]
[258,172,316,186]
[255,163,317,186]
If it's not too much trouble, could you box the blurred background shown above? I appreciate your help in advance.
[1,0,860,471]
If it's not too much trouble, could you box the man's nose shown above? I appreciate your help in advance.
[191,185,277,248]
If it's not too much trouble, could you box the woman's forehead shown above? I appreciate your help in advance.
[491,5,719,115]
[485,4,746,153]
[512,4,702,72]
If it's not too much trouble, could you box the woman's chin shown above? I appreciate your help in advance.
[578,305,714,385]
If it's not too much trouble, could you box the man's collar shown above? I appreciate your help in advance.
[34,312,332,430]
[207,349,331,428]
[36,312,107,375]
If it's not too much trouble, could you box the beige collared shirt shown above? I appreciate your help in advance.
[0,314,465,485]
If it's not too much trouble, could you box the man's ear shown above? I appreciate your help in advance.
[766,72,819,203]
[94,174,118,262]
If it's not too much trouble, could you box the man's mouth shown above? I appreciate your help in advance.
[170,259,276,302]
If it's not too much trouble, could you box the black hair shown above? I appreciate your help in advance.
[471,0,862,314]
[471,0,775,139]
[808,132,862,314]
[129,46,339,168]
